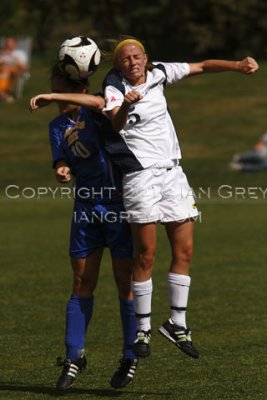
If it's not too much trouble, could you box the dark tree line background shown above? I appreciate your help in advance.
[1,0,267,60]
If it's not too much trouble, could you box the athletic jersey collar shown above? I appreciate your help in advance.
[123,70,153,90]
[65,107,88,125]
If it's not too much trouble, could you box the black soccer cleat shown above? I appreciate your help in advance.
[132,330,151,358]
[158,319,199,359]
[56,355,87,390]
[110,357,138,389]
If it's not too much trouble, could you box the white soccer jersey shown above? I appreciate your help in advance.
[103,62,190,171]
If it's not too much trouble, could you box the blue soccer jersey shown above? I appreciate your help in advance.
[49,107,123,204]
[49,107,133,259]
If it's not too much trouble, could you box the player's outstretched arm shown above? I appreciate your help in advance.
[188,57,259,76]
[29,93,105,112]
[29,94,52,110]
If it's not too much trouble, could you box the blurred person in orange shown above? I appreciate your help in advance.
[0,37,28,102]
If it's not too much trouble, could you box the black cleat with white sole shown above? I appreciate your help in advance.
[132,330,151,358]
[159,319,199,359]
[110,357,138,389]
[56,356,87,390]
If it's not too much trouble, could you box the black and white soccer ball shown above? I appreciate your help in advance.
[58,36,101,80]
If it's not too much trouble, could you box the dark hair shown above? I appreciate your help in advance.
[50,64,89,91]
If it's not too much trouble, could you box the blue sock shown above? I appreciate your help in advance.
[119,298,137,360]
[65,294,94,360]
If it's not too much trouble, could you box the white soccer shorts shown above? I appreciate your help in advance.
[123,165,199,223]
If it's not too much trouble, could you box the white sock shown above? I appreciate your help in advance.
[167,273,191,328]
[131,279,153,332]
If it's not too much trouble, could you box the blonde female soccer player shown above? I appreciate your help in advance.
[101,36,259,359]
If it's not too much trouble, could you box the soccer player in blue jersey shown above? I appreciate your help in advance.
[29,64,138,390]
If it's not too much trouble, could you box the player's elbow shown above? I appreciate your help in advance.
[94,97,105,111]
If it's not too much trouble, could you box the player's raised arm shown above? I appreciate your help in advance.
[188,57,259,75]
[29,93,105,112]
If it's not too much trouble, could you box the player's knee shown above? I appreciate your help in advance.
[177,243,193,265]
[73,275,95,296]
[117,282,132,299]
[114,269,132,298]
[137,249,155,272]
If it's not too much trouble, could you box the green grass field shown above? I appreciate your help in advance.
[0,58,267,400]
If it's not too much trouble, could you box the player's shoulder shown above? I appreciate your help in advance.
[151,61,190,83]
[102,68,125,94]
[80,106,114,136]
[146,62,168,85]
[151,62,167,74]
[49,113,67,129]
[81,105,107,126]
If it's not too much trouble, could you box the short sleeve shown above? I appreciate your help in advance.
[103,85,124,113]
[153,62,190,84]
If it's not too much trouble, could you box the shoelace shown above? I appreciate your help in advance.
[173,328,192,342]
[136,330,151,342]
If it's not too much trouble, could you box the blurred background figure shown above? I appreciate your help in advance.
[0,36,29,102]
[230,133,267,171]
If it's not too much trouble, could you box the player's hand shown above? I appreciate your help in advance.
[55,165,72,183]
[29,94,53,111]
[123,90,143,106]
[238,57,259,74]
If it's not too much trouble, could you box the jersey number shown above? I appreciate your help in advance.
[127,105,140,126]
[71,141,91,158]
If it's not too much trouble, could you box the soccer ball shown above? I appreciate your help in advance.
[58,36,101,80]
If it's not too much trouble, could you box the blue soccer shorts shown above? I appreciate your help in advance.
[69,201,133,259]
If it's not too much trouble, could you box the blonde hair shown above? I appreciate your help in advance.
[113,38,145,58]
[101,35,154,71]
[101,36,145,60]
